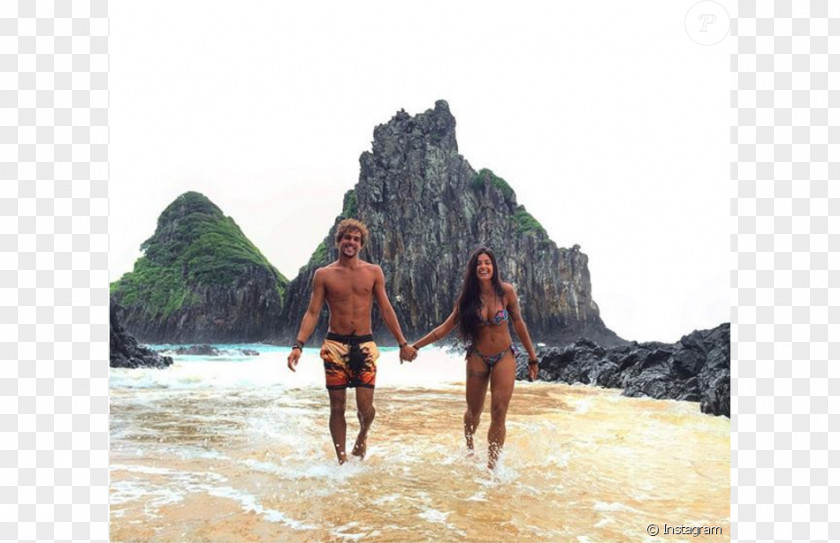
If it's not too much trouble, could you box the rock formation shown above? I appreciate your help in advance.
[110,191,287,343]
[280,100,623,345]
[165,345,260,356]
[110,300,173,369]
[515,323,730,416]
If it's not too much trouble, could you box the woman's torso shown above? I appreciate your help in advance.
[472,291,513,353]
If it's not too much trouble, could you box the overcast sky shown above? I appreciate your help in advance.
[110,0,732,343]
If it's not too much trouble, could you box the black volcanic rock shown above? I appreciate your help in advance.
[110,192,287,343]
[279,100,623,346]
[110,300,172,369]
[516,323,730,416]
[173,344,220,356]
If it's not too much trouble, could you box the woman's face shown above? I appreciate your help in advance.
[475,253,494,281]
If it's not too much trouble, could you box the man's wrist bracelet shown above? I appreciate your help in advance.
[399,342,408,348]
[293,339,305,350]
[527,359,539,366]
[291,345,302,351]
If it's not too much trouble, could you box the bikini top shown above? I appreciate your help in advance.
[479,308,509,326]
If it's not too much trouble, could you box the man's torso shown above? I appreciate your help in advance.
[321,261,378,335]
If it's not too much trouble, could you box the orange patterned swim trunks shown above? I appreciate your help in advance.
[320,333,380,390]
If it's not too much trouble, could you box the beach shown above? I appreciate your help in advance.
[110,346,730,542]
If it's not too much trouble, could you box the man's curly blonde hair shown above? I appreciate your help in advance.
[334,218,369,248]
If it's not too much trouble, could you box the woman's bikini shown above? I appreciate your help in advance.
[467,297,518,371]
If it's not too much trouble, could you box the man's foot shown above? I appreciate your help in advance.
[465,431,475,452]
[352,407,371,460]
[351,438,366,459]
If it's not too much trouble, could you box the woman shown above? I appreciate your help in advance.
[412,247,539,469]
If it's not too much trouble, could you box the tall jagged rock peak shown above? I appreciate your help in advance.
[281,100,623,345]
[110,191,287,342]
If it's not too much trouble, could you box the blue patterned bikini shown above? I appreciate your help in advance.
[467,308,519,370]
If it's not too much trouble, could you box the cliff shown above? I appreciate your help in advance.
[110,191,287,342]
[110,299,173,369]
[280,100,623,345]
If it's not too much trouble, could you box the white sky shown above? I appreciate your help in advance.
[110,0,733,343]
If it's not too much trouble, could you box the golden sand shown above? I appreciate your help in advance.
[111,382,729,542]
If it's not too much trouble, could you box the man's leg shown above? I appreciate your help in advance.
[328,388,348,464]
[464,356,491,454]
[352,387,375,459]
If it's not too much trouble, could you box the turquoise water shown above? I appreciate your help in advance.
[112,344,461,391]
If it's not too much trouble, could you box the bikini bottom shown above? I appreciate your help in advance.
[466,343,518,371]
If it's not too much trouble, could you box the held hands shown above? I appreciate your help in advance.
[399,343,418,364]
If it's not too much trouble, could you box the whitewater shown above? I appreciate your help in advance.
[110,345,729,542]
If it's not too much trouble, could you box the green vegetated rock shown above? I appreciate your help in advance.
[110,191,287,343]
[280,100,624,346]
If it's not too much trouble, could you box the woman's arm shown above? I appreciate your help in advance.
[505,284,540,379]
[413,309,458,350]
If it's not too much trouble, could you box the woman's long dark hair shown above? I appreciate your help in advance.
[457,247,505,343]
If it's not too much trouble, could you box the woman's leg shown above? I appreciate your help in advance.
[464,355,490,453]
[487,352,516,469]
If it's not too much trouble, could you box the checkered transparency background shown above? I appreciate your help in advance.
[732,0,840,542]
[0,0,836,542]
[0,0,109,542]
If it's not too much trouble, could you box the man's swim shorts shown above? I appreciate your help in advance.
[320,332,380,390]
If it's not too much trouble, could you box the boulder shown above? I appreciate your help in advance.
[521,323,730,417]
[110,300,173,369]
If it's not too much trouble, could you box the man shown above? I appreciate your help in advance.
[287,218,417,464]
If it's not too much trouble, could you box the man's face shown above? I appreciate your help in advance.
[339,230,363,258]
[476,253,494,281]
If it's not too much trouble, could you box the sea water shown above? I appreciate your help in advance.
[110,345,730,542]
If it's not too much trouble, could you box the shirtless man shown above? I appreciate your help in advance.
[287,219,417,464]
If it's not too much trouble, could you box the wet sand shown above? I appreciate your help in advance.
[111,379,729,542]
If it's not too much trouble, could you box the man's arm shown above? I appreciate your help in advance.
[287,269,326,372]
[372,266,416,362]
